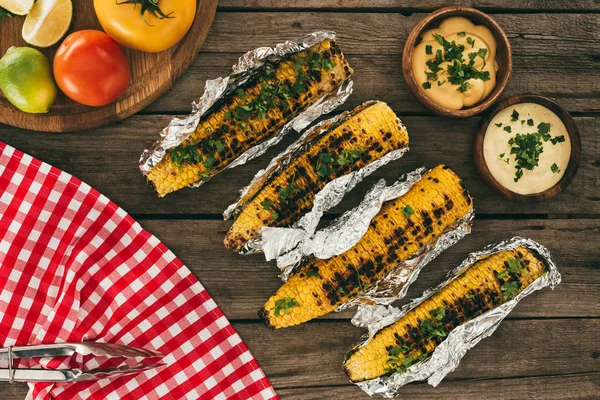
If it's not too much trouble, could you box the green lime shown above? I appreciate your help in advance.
[0,46,57,114]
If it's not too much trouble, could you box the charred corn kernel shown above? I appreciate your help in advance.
[224,101,409,252]
[259,165,473,329]
[343,245,547,382]
[146,39,353,197]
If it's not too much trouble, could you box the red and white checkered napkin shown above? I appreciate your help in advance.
[0,142,277,400]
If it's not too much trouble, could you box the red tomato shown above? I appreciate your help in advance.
[53,30,130,107]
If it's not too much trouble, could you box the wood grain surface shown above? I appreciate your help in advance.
[219,0,600,10]
[0,0,217,132]
[0,115,597,216]
[0,4,598,400]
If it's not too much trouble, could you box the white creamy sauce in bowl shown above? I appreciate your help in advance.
[483,103,571,195]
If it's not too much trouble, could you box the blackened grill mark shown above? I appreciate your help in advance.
[421,210,434,234]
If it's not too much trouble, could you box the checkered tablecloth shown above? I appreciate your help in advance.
[0,142,277,400]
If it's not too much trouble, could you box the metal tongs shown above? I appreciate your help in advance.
[0,342,164,383]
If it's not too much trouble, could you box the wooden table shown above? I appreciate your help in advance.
[1,1,599,399]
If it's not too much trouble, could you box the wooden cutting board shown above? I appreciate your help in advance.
[0,0,217,132]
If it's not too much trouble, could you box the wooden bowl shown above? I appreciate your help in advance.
[473,95,581,202]
[402,6,512,118]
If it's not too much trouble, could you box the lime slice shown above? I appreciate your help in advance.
[22,0,73,48]
[0,0,34,15]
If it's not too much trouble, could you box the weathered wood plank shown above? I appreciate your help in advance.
[0,116,597,216]
[2,329,599,400]
[219,0,600,11]
[278,373,600,400]
[199,13,599,56]
[148,13,599,114]
[132,219,600,320]
[148,52,600,114]
[238,319,600,388]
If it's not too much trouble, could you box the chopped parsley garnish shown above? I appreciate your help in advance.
[425,71,438,81]
[509,133,543,182]
[551,163,561,173]
[306,266,320,278]
[511,109,519,121]
[420,317,447,340]
[499,153,505,158]
[273,297,299,317]
[457,31,466,37]
[466,36,475,47]
[422,34,490,94]
[170,143,203,165]
[260,199,279,219]
[504,126,512,133]
[0,6,11,18]
[430,306,446,321]
[386,354,415,374]
[208,139,224,151]
[504,119,566,182]
[537,122,551,135]
[495,122,503,127]
[496,258,527,279]
[260,199,273,210]
[315,147,365,178]
[203,154,214,169]
[316,152,333,177]
[402,205,414,218]
[279,174,301,202]
[337,147,366,165]
[425,45,432,55]
[500,281,520,300]
[389,345,411,356]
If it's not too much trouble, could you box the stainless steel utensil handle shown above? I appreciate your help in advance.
[0,368,80,382]
[0,343,77,360]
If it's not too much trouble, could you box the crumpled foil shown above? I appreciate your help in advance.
[139,31,353,183]
[350,236,562,398]
[258,167,473,312]
[223,100,409,256]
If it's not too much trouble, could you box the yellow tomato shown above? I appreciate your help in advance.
[93,0,196,53]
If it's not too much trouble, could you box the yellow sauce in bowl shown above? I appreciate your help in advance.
[483,103,571,195]
[412,17,498,110]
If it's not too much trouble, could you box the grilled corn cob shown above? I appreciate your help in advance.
[259,165,473,329]
[343,245,547,382]
[224,101,409,252]
[146,39,353,197]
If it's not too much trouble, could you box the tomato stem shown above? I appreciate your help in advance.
[116,0,175,26]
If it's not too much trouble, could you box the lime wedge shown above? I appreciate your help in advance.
[22,0,73,48]
[0,0,34,15]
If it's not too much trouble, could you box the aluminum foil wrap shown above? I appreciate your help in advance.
[223,100,409,256]
[139,31,353,183]
[350,236,562,398]
[260,167,474,310]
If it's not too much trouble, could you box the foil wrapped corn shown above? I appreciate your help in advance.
[259,165,473,329]
[343,245,548,383]
[146,38,353,197]
[224,101,409,253]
